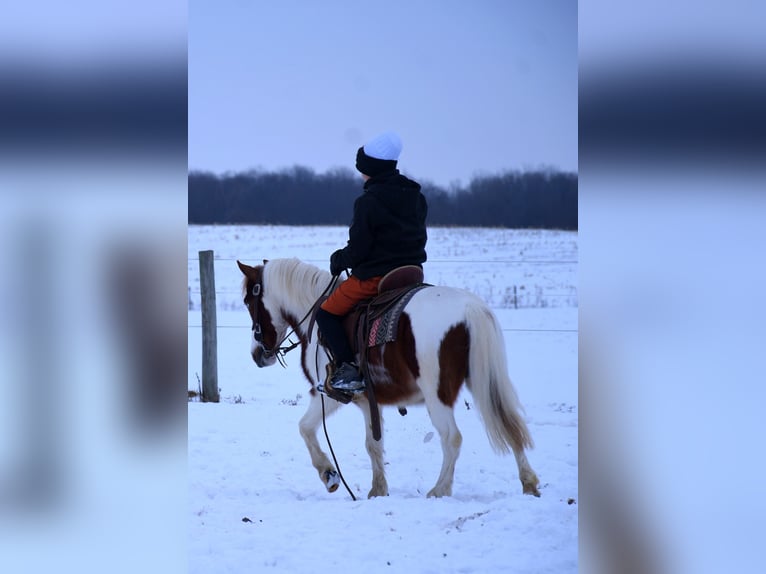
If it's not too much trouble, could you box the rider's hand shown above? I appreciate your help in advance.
[330,249,346,276]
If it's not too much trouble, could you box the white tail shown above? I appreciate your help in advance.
[464,302,534,453]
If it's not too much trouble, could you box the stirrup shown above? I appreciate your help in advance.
[318,381,355,404]
[329,378,365,392]
[327,386,355,404]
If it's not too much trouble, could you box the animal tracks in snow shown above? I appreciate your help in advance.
[446,510,491,532]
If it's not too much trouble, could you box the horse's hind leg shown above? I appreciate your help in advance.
[423,394,462,498]
[511,444,541,497]
[357,397,388,498]
[299,391,343,493]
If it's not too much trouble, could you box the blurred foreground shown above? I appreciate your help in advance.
[580,1,766,572]
[0,2,187,572]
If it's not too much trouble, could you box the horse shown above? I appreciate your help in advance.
[237,257,540,499]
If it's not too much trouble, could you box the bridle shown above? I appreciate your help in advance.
[246,269,339,367]
[246,280,267,344]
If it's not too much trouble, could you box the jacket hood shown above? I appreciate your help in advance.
[364,172,423,214]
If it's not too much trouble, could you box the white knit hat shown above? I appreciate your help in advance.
[363,131,403,161]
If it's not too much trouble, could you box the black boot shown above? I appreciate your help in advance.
[329,362,364,392]
[316,308,355,362]
[315,309,365,393]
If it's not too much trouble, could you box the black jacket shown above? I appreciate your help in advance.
[334,170,427,280]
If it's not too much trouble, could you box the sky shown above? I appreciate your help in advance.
[189,1,578,187]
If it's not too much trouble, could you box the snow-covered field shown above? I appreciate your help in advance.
[188,225,578,573]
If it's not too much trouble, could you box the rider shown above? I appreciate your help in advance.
[315,131,428,393]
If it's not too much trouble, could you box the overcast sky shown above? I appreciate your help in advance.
[189,1,577,187]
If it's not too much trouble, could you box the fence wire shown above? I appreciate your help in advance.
[188,256,577,333]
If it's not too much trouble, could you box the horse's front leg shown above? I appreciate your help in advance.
[356,397,388,498]
[299,390,343,493]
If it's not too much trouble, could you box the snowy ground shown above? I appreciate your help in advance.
[188,225,578,573]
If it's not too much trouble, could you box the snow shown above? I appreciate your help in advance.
[188,225,578,573]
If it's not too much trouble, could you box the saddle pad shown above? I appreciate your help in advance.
[368,284,430,347]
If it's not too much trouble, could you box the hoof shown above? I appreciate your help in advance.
[324,470,340,493]
[523,483,541,497]
[426,486,451,498]
[367,488,389,499]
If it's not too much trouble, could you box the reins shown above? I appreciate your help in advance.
[321,393,357,501]
[253,269,357,500]
[285,273,357,500]
[263,274,339,367]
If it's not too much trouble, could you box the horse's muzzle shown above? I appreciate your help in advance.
[251,345,277,367]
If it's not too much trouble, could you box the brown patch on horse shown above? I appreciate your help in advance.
[240,263,278,352]
[237,260,258,283]
[366,313,421,405]
[437,322,470,406]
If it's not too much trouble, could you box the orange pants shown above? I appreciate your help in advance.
[320,275,382,316]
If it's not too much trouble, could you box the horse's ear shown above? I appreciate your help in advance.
[263,259,269,265]
[237,260,253,275]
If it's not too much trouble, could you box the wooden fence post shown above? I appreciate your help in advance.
[198,250,219,402]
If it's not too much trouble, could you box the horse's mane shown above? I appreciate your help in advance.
[263,258,334,312]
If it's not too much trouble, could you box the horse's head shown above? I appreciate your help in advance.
[237,259,287,367]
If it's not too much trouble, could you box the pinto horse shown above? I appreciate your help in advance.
[237,258,540,499]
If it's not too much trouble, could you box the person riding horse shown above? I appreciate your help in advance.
[238,257,540,498]
[315,131,428,393]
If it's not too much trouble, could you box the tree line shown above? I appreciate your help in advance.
[188,166,577,229]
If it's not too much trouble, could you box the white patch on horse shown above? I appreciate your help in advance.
[250,334,258,357]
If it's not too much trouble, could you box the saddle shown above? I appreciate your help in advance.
[316,266,430,439]
[343,265,429,355]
